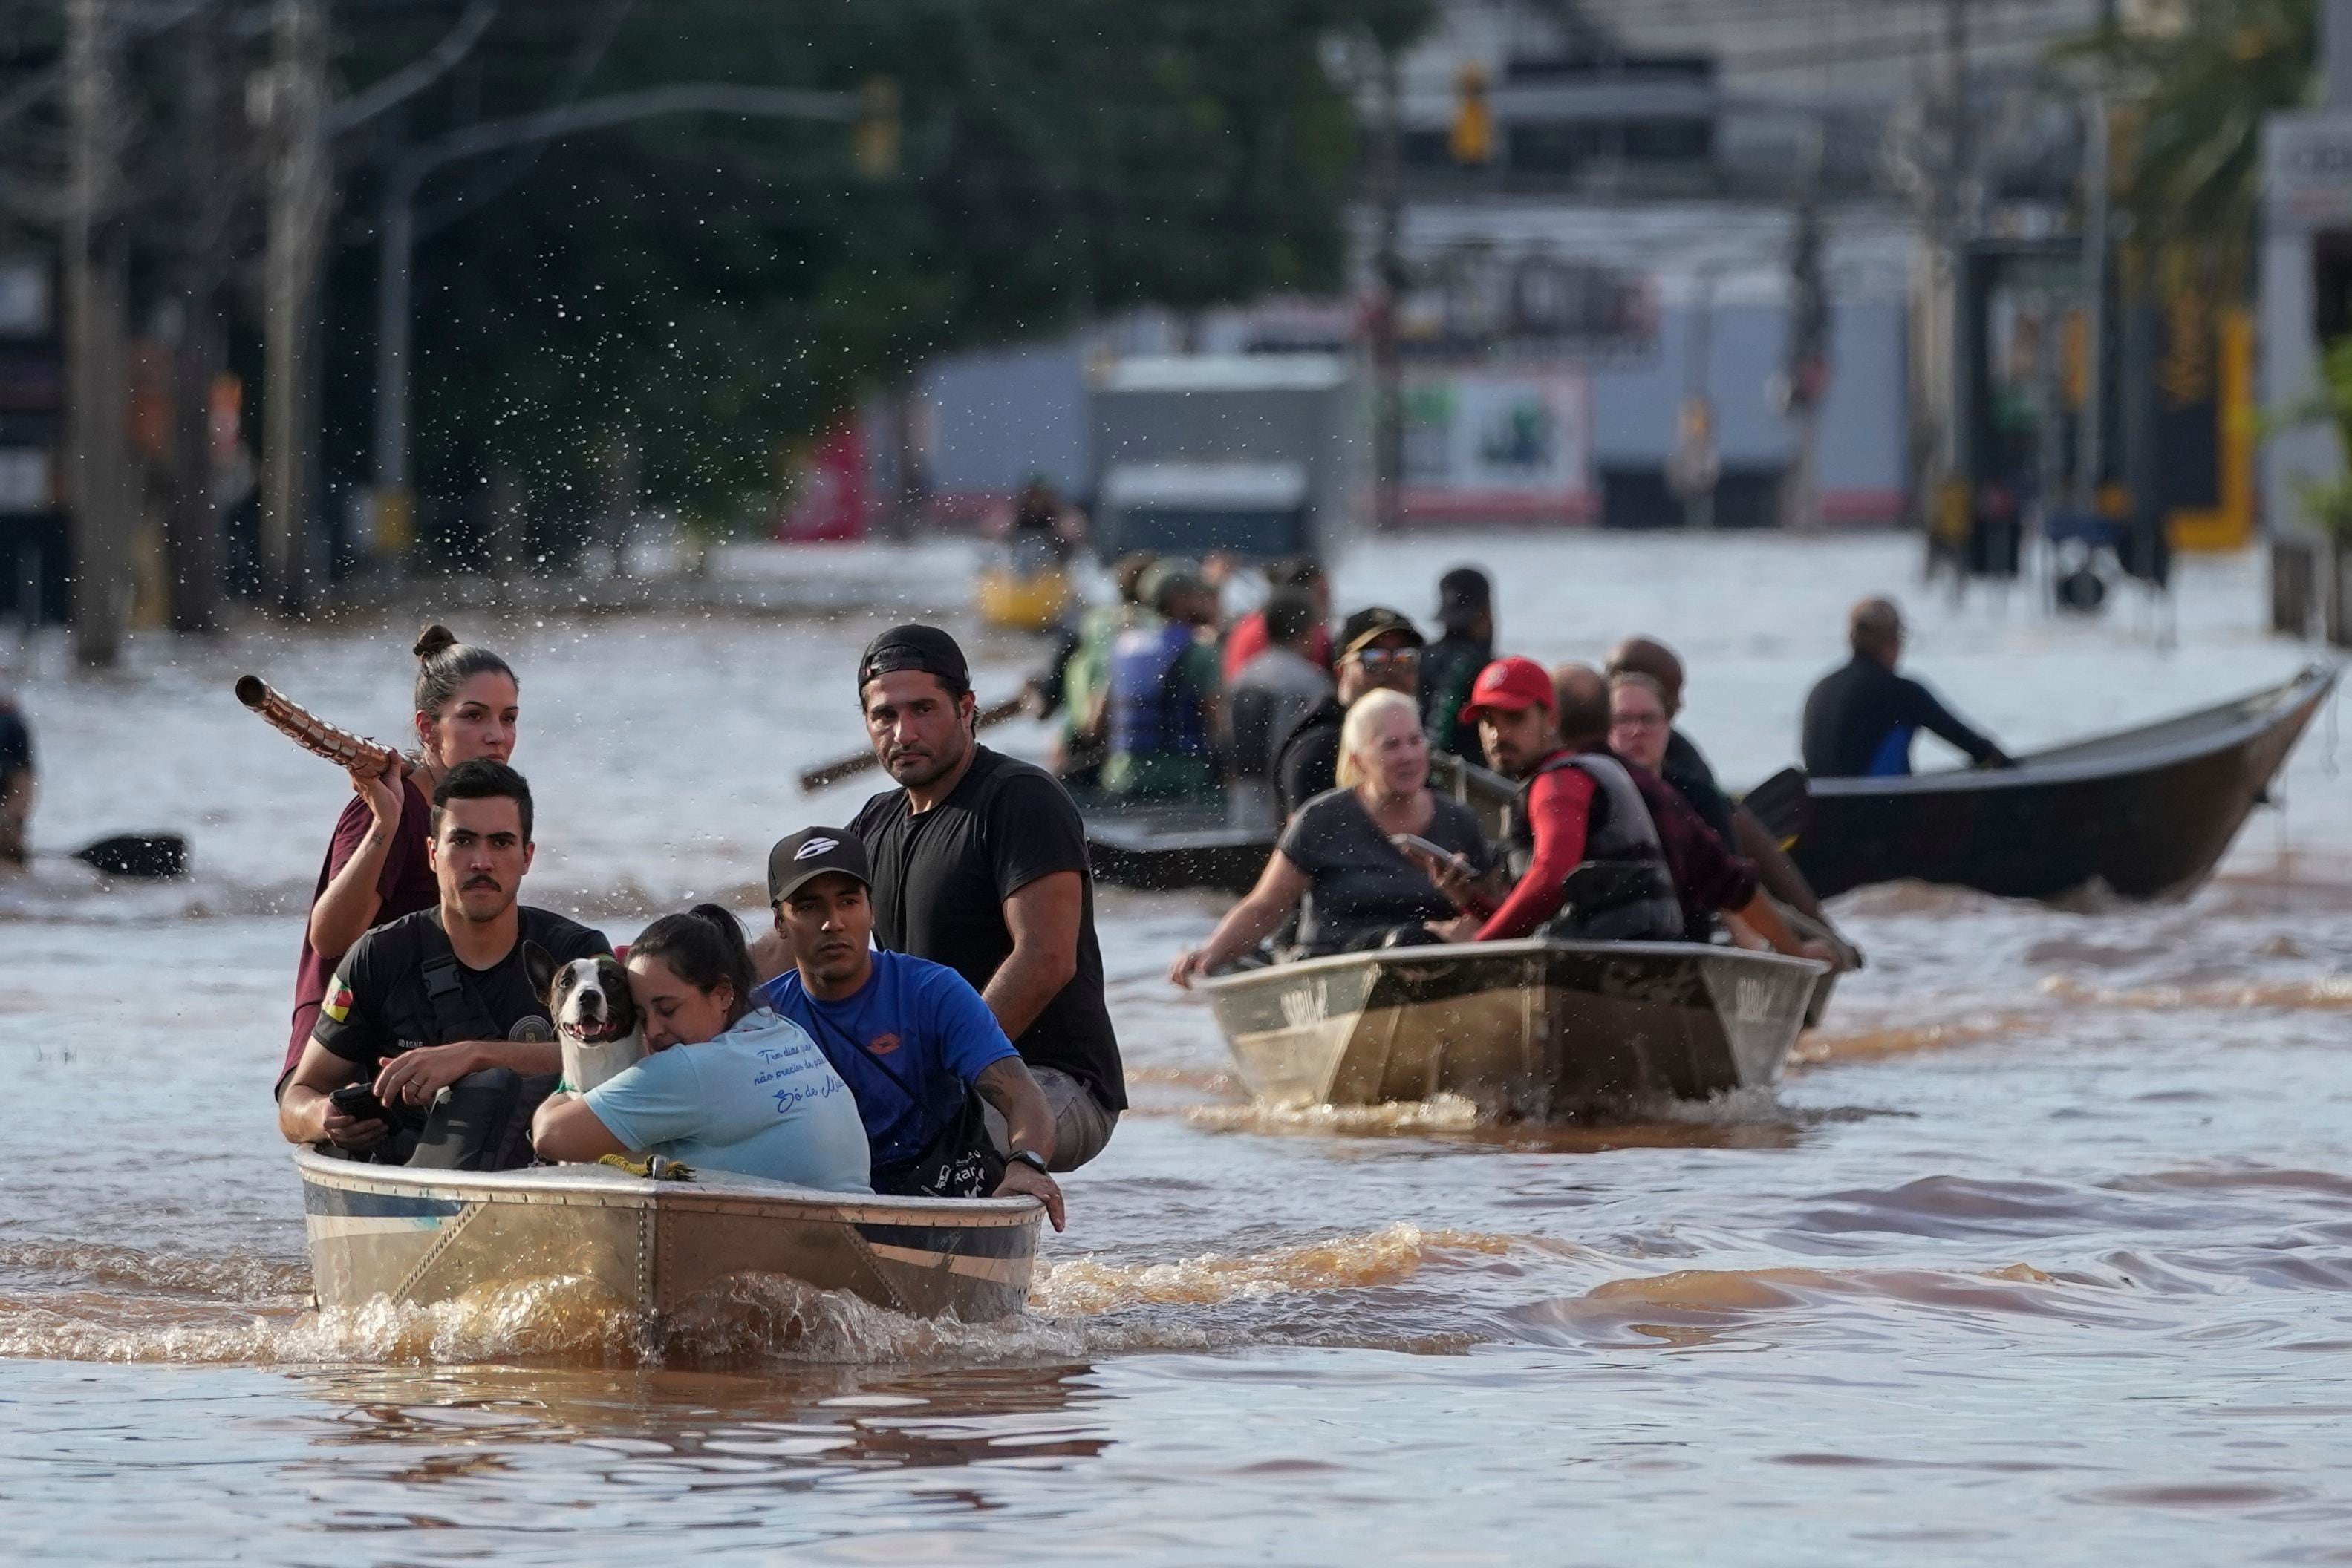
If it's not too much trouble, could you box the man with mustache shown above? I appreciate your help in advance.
[812,624,1124,1172]
[278,760,610,1168]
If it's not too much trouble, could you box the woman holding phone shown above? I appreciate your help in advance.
[1169,688,1490,986]
[278,624,521,1101]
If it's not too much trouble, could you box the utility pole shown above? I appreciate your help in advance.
[1369,45,1406,535]
[64,0,131,667]
[1779,120,1831,535]
[259,0,328,615]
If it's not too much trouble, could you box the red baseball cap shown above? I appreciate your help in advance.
[1460,656,1556,722]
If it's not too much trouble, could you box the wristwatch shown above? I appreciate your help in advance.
[1006,1149,1051,1177]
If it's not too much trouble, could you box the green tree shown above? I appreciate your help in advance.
[2069,0,2314,295]
[322,0,1429,538]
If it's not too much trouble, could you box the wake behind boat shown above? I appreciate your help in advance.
[296,1149,1043,1324]
[1750,664,2339,903]
[1199,939,1822,1120]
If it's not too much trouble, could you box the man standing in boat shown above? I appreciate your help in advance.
[775,624,1125,1171]
[1275,606,1425,817]
[1421,656,1682,944]
[1419,566,1495,765]
[1803,598,2013,777]
[278,760,611,1168]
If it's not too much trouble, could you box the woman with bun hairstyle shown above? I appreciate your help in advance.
[277,625,520,1093]
[532,905,873,1192]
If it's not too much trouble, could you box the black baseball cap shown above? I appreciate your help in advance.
[767,827,872,905]
[1338,606,1426,660]
[857,623,970,696]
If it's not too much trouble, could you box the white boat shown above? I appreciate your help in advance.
[1199,940,1823,1119]
[296,1149,1043,1323]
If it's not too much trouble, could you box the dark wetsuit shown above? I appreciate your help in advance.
[1802,656,2010,778]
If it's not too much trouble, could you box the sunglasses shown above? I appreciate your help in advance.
[1351,647,1420,673]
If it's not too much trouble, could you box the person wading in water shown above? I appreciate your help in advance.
[278,626,519,1099]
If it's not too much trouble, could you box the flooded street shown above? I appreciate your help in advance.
[5,533,2351,1564]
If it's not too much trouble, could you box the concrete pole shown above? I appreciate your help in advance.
[260,0,329,614]
[166,0,229,636]
[64,0,129,667]
[1369,48,1405,535]
[370,167,418,557]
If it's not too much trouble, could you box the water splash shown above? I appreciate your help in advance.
[1034,1224,1515,1316]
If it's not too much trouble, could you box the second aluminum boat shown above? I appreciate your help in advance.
[1199,939,1823,1119]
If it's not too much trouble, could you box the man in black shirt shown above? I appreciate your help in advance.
[1276,606,1425,817]
[835,624,1124,1172]
[277,760,610,1166]
[1419,566,1493,765]
[1802,598,2013,778]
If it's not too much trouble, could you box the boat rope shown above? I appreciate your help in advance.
[599,1153,695,1182]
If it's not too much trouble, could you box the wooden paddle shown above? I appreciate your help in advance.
[35,832,191,879]
[796,694,1029,794]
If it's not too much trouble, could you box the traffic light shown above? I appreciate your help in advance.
[855,76,901,179]
[1450,65,1493,166]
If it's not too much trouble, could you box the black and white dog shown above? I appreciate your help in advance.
[524,944,647,1096]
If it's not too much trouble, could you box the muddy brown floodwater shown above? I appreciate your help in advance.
[4,535,2349,1564]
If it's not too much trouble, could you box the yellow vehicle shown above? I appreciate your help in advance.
[975,538,1073,633]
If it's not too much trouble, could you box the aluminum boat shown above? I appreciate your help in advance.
[296,1149,1043,1322]
[1199,939,1823,1119]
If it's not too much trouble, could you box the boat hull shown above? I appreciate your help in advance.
[1786,665,2338,902]
[296,1152,1041,1323]
[1085,808,1270,892]
[1200,941,1822,1118]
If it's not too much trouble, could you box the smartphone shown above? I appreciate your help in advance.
[329,1082,391,1124]
[1389,833,1458,865]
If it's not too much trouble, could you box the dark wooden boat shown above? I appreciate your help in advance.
[1200,939,1822,1119]
[1082,796,1271,894]
[1082,756,1512,895]
[1750,664,2339,903]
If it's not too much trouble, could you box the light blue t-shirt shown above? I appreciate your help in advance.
[582,1007,872,1192]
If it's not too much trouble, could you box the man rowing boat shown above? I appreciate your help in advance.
[1803,597,2013,778]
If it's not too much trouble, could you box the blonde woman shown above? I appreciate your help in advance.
[1170,688,1490,984]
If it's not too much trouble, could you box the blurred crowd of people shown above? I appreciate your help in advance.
[1031,552,1500,835]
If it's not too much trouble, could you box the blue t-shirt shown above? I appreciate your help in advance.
[582,1007,872,1192]
[758,950,1018,1176]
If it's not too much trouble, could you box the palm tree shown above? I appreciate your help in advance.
[2066,0,2316,297]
